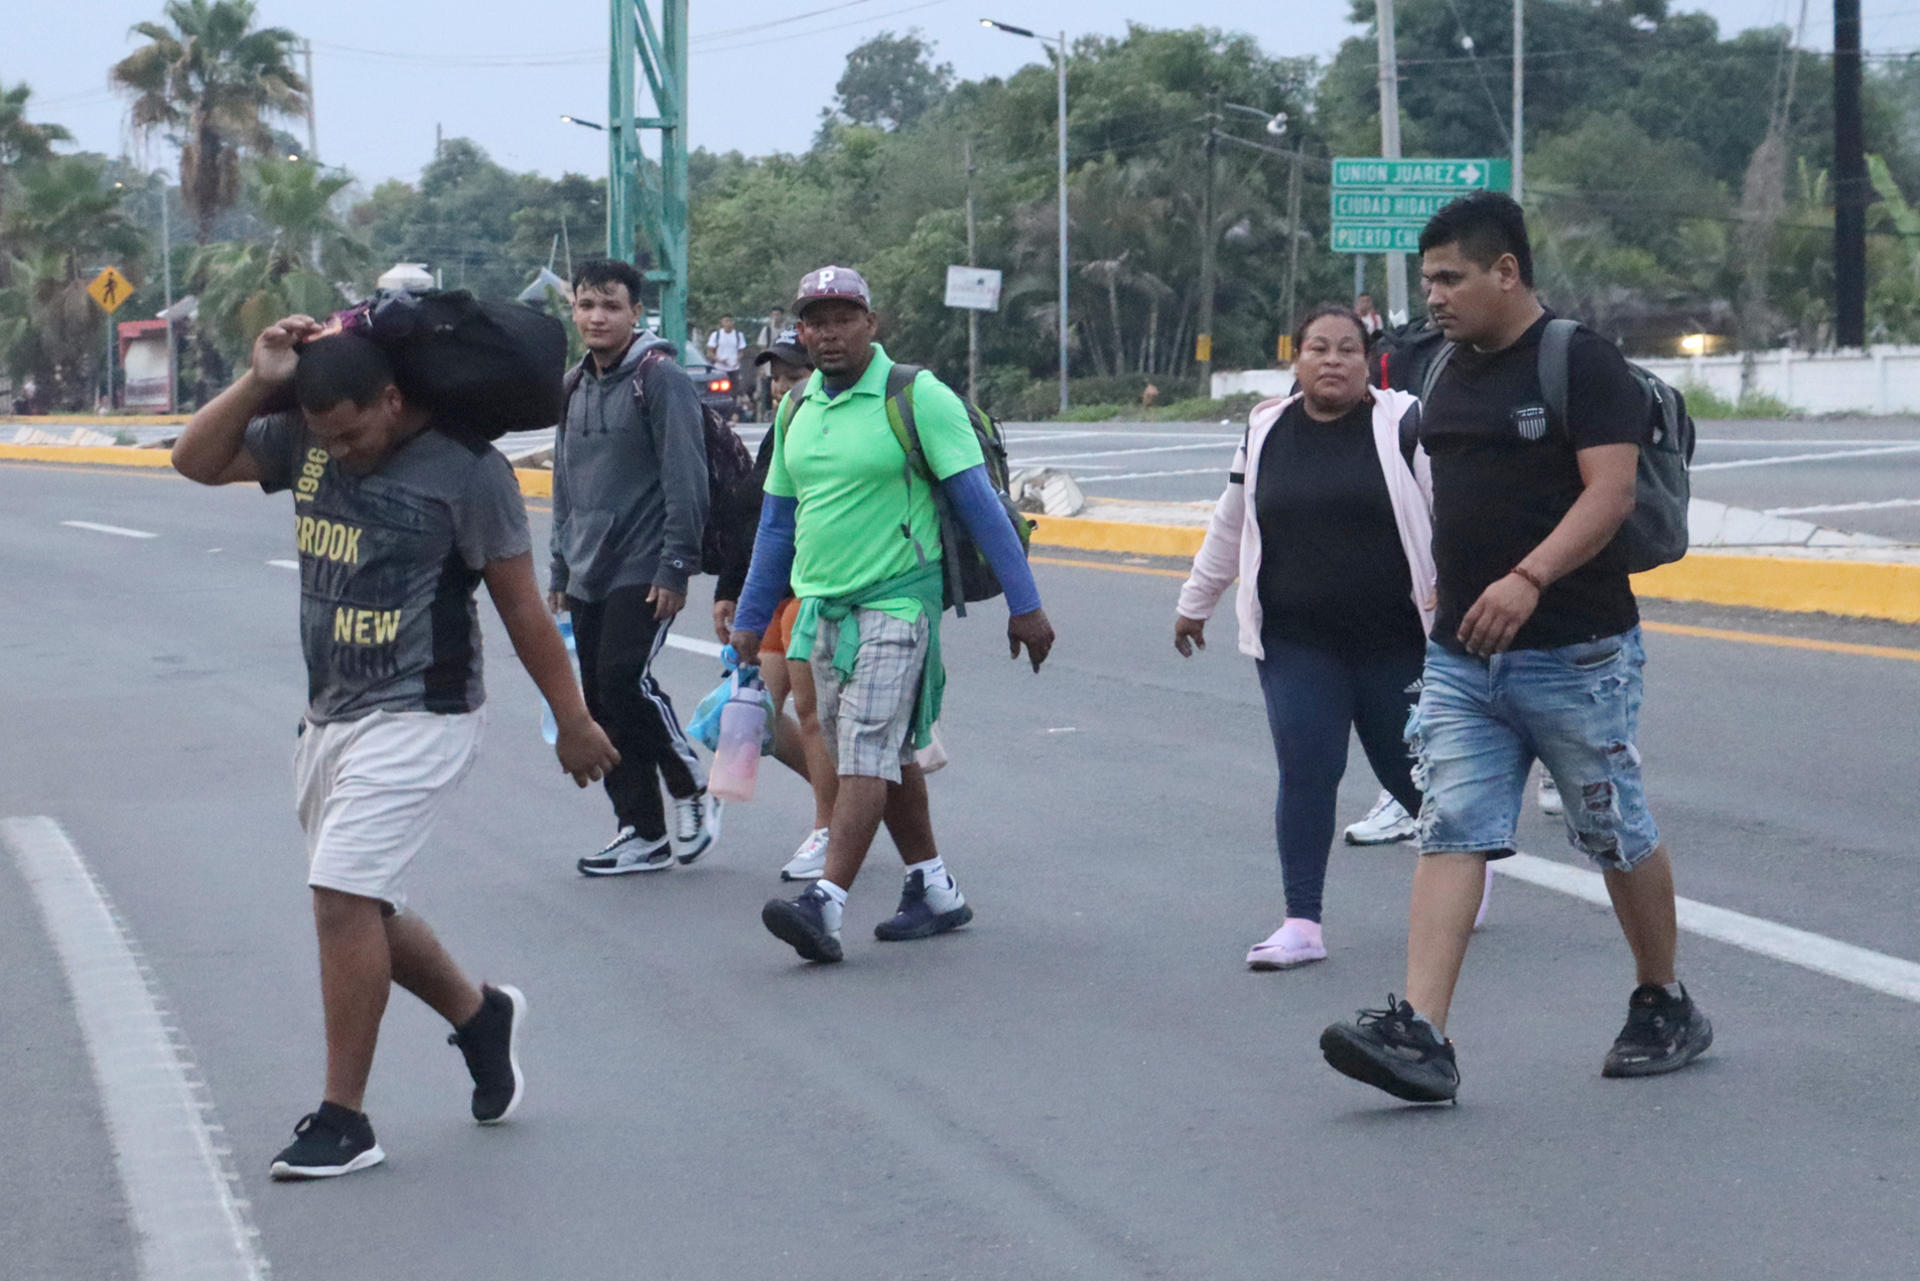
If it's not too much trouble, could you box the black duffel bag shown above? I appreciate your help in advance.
[358,290,567,439]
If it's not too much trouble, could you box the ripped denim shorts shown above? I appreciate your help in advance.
[1406,626,1659,872]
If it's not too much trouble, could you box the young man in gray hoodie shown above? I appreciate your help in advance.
[549,259,721,874]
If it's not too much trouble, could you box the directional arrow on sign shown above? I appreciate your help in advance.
[1460,163,1483,185]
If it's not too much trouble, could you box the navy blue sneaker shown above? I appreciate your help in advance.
[873,868,973,942]
[1320,996,1459,1103]
[762,884,843,962]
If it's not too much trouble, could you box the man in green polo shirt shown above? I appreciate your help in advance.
[729,265,1054,963]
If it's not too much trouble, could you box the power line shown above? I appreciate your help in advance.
[692,0,952,57]
[692,0,884,46]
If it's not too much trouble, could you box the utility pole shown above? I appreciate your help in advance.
[160,182,174,412]
[1196,87,1220,395]
[1375,0,1409,322]
[1511,0,1524,204]
[964,137,980,404]
[1834,0,1866,348]
[609,1,690,345]
[301,40,319,159]
[1284,143,1304,329]
[1054,30,1069,412]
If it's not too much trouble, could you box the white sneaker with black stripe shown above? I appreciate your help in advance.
[672,791,722,865]
[578,826,672,876]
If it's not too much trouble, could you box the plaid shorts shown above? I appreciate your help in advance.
[810,608,930,782]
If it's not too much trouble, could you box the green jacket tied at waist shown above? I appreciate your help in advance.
[786,561,945,750]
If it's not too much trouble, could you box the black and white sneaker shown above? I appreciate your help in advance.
[1602,982,1713,1078]
[1320,995,1460,1103]
[447,983,526,1124]
[269,1102,385,1180]
[578,826,672,876]
[761,884,843,963]
[873,868,973,941]
[672,791,722,865]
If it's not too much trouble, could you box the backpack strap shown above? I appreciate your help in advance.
[1537,317,1578,430]
[1398,400,1421,472]
[882,362,932,480]
[1417,342,1456,407]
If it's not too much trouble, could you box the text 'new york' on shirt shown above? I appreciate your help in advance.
[244,411,533,723]
[1418,311,1646,652]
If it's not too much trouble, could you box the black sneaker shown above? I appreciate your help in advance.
[578,827,672,876]
[873,868,973,941]
[269,1102,385,1180]
[761,885,843,963]
[1319,996,1460,1103]
[447,983,526,1123]
[1602,982,1713,1078]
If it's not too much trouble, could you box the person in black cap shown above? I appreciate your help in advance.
[712,330,838,882]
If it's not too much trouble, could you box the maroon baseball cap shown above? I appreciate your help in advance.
[794,265,871,317]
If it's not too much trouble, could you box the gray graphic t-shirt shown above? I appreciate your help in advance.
[245,412,532,723]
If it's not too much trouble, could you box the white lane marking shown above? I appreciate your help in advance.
[62,520,158,539]
[266,559,298,570]
[1497,852,1920,1003]
[2,817,269,1281]
[665,634,727,659]
[1697,437,1918,447]
[1078,467,1227,484]
[1764,497,1920,516]
[1010,428,1241,440]
[1692,444,1920,472]
[1017,441,1239,464]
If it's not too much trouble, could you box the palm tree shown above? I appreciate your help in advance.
[0,158,146,408]
[0,82,75,225]
[189,155,367,360]
[111,0,307,244]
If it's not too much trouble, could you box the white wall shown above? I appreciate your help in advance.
[1211,369,1291,399]
[1629,346,1920,415]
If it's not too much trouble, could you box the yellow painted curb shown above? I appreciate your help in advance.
[0,444,175,467]
[6,448,1916,624]
[1632,552,1920,625]
[1031,515,1205,560]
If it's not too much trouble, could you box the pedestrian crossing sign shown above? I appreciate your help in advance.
[87,266,133,314]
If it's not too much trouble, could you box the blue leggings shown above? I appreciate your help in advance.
[1253,637,1425,923]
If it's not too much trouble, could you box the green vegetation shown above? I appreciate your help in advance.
[1677,383,1796,420]
[11,2,1920,413]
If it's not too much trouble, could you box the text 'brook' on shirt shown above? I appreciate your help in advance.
[1255,398,1422,656]
[245,411,533,723]
[1419,311,1645,652]
[765,344,984,621]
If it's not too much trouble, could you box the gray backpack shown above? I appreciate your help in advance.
[1421,318,1694,572]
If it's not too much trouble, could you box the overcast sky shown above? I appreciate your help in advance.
[15,1,1920,188]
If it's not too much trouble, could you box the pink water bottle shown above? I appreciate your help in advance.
[707,674,766,802]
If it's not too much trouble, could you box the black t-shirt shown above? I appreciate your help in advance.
[1421,312,1646,652]
[1254,400,1422,656]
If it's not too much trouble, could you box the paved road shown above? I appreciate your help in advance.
[5,461,1919,1279]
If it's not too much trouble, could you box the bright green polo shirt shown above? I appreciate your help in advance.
[765,344,984,620]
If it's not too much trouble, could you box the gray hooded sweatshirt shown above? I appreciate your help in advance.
[550,334,709,602]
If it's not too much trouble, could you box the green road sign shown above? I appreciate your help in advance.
[1330,225,1424,253]
[1329,157,1511,255]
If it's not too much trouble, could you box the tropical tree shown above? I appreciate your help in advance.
[189,156,367,360]
[0,82,73,170]
[111,0,307,243]
[0,157,145,407]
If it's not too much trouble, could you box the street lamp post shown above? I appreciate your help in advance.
[982,19,1069,412]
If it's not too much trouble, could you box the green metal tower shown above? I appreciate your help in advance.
[608,0,689,345]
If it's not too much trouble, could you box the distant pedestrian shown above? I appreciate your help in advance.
[1177,305,1478,970]
[731,266,1054,963]
[170,314,619,1179]
[553,259,721,876]
[712,327,837,880]
[1355,292,1383,336]
[753,306,790,417]
[1321,192,1711,1104]
[705,314,747,375]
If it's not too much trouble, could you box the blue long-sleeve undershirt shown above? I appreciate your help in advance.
[733,464,1042,634]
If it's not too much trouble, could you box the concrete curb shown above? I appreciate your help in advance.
[5,445,1916,625]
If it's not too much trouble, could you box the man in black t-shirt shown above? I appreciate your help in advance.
[1321,193,1712,1104]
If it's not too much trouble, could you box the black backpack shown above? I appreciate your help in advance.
[1369,314,1448,394]
[1419,318,1695,572]
[358,290,567,439]
[773,363,1033,616]
[562,347,758,577]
